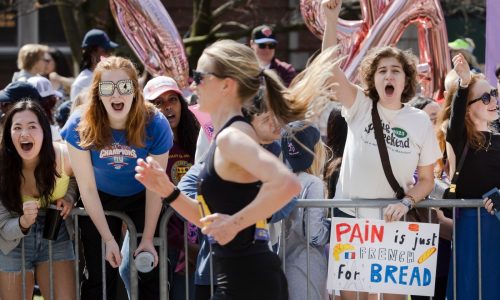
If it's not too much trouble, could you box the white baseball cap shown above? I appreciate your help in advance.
[27,76,61,98]
[143,76,182,101]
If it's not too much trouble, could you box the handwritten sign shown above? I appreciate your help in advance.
[327,218,440,296]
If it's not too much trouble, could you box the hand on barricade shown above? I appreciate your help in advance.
[21,200,39,228]
[384,202,409,222]
[135,238,159,267]
[201,213,238,245]
[484,198,495,215]
[55,198,73,220]
[105,237,122,268]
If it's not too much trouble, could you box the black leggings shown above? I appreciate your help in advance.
[211,251,288,300]
[78,190,160,300]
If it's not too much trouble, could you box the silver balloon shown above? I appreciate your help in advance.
[300,0,451,99]
[109,0,190,88]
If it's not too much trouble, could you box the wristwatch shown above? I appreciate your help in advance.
[400,197,413,210]
[161,187,180,206]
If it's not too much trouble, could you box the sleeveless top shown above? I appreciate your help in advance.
[198,116,269,257]
[23,144,70,203]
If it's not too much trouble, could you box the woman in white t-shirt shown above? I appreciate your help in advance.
[321,1,441,299]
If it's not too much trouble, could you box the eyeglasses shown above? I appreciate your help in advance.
[192,70,222,85]
[99,79,134,96]
[468,89,499,106]
[258,43,276,50]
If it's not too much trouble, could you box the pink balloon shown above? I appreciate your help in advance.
[300,0,451,99]
[109,0,190,88]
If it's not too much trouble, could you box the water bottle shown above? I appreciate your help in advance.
[134,251,154,273]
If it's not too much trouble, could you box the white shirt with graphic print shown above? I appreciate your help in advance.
[335,86,442,219]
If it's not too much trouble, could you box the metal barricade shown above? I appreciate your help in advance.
[286,199,485,300]
[17,208,139,300]
[14,198,489,300]
[157,198,488,300]
[158,207,174,300]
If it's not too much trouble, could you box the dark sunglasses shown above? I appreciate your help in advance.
[99,79,134,96]
[258,43,276,50]
[192,70,222,85]
[468,89,499,106]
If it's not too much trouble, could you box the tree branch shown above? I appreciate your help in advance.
[212,0,248,19]
[183,20,305,47]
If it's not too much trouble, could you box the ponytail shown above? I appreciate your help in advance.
[286,46,342,122]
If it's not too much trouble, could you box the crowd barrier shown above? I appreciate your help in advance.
[14,198,485,300]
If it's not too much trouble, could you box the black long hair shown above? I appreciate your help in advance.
[0,100,58,214]
[177,97,200,158]
[48,47,73,77]
[79,46,100,71]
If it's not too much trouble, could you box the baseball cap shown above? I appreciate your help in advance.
[0,81,41,103]
[251,25,278,44]
[448,38,475,53]
[28,76,61,98]
[281,121,320,173]
[81,28,119,50]
[143,76,183,101]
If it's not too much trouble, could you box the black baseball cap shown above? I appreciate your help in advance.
[0,81,41,103]
[281,121,320,173]
[81,28,119,50]
[251,25,278,44]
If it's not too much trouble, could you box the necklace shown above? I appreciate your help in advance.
[112,130,126,145]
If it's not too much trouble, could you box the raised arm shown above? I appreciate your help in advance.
[321,0,358,108]
[66,142,122,267]
[447,54,471,156]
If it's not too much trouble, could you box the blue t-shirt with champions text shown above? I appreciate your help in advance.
[61,109,173,196]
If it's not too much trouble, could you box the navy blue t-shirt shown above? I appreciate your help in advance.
[61,109,173,196]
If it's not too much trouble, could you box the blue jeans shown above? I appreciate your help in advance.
[0,213,74,272]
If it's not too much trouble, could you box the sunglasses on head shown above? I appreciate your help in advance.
[99,79,134,96]
[192,70,222,85]
[258,43,276,50]
[468,89,499,106]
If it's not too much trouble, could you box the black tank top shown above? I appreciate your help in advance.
[198,115,269,257]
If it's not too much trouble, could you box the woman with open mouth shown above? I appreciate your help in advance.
[449,53,500,300]
[118,76,201,299]
[0,100,77,300]
[61,56,173,299]
[321,0,442,299]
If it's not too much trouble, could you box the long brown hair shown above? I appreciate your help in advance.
[77,56,155,149]
[359,46,418,103]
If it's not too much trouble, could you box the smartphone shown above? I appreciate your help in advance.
[482,187,500,211]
